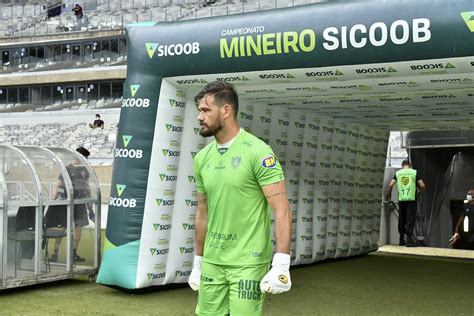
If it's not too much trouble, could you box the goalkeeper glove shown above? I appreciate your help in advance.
[188,255,202,291]
[260,252,291,294]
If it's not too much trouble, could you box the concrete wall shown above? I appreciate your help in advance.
[0,29,124,46]
[0,65,126,86]
[93,164,112,203]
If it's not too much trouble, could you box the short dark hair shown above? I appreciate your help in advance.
[401,159,411,167]
[95,113,100,118]
[76,146,90,158]
[195,81,239,117]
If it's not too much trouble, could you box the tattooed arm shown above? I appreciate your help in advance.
[262,180,292,254]
[195,192,208,256]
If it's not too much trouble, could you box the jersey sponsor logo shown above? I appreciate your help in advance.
[238,279,263,301]
[201,275,214,283]
[261,155,277,168]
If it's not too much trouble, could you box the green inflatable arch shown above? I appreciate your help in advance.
[97,0,474,289]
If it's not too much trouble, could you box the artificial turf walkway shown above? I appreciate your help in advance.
[0,252,472,315]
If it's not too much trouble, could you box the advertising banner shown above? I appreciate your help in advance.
[131,1,474,78]
[268,107,290,252]
[294,112,320,265]
[251,105,272,144]
[135,80,186,287]
[284,111,306,263]
[325,121,342,260]
[312,118,334,261]
[163,89,207,285]
[335,122,353,258]
[238,102,255,133]
[348,124,364,257]
[99,0,474,289]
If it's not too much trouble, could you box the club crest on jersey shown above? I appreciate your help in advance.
[232,156,241,169]
[401,176,409,185]
[261,155,277,168]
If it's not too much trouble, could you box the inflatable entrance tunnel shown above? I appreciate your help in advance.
[97,1,474,289]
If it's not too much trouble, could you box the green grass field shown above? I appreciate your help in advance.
[1,251,473,315]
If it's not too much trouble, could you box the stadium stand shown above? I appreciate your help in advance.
[0,0,406,166]
[1,109,119,163]
[0,33,127,74]
[0,0,324,37]
[0,96,122,112]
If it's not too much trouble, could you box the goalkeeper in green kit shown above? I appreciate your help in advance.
[188,81,293,315]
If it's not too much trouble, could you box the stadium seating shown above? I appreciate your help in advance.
[0,97,122,113]
[1,121,118,161]
[0,0,322,37]
[0,0,408,165]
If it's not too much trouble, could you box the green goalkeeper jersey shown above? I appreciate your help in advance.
[193,129,284,266]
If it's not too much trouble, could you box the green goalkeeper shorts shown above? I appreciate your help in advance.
[196,261,270,316]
